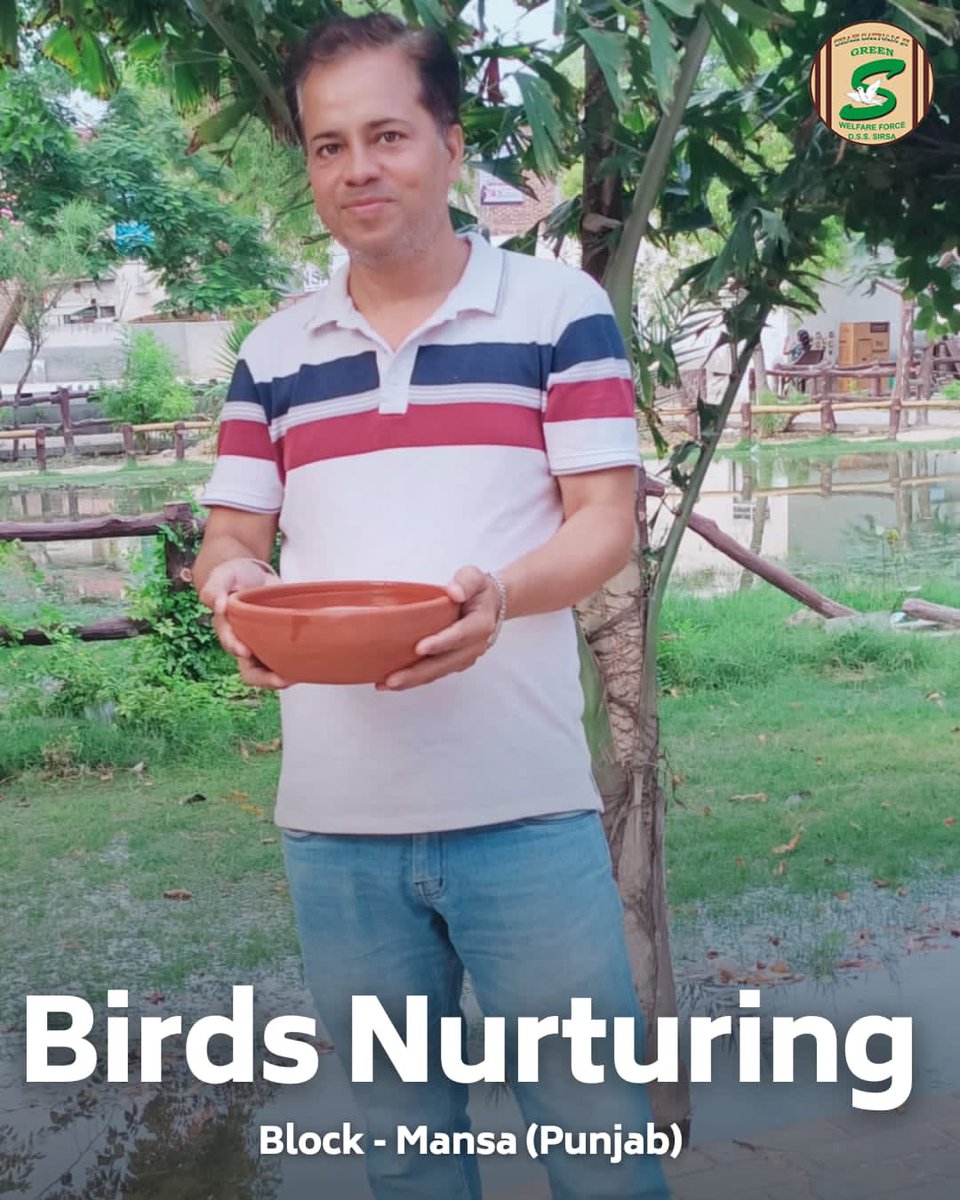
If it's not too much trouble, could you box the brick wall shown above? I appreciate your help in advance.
[476,172,560,239]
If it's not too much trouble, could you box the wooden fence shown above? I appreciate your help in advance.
[654,344,960,441]
[0,501,204,647]
[0,383,215,466]
[0,419,213,469]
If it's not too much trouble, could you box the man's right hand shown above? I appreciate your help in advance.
[198,558,288,690]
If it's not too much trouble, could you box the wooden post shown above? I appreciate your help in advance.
[820,397,836,434]
[162,501,197,591]
[58,388,75,454]
[35,427,47,472]
[174,421,186,461]
[890,298,916,437]
[915,345,933,427]
[741,401,753,440]
[122,422,135,462]
[820,463,834,496]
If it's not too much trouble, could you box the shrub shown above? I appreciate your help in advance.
[100,330,193,424]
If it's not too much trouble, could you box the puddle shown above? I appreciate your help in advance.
[663,446,960,592]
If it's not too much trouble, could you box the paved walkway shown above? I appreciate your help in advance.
[488,1093,960,1200]
[666,1092,960,1200]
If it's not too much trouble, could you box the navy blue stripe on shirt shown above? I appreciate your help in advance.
[267,352,380,420]
[551,313,627,374]
[412,341,552,390]
[226,359,270,410]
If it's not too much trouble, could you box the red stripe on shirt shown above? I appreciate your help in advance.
[218,419,277,461]
[545,377,635,422]
[280,402,546,469]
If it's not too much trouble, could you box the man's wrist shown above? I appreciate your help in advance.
[486,571,508,648]
[243,556,279,578]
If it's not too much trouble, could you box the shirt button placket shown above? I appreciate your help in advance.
[378,344,415,415]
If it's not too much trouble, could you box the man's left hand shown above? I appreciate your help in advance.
[376,565,500,691]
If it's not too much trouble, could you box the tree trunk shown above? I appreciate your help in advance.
[578,475,689,1131]
[752,341,770,397]
[580,48,623,284]
[0,285,24,354]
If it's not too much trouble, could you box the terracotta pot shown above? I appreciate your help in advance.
[225,581,459,685]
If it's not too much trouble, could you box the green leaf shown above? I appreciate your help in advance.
[44,25,119,96]
[553,0,567,36]
[758,207,789,253]
[641,1,679,108]
[889,0,960,41]
[705,2,758,78]
[516,72,563,175]
[654,0,699,16]
[0,0,18,67]
[579,26,627,112]
[187,98,256,152]
[410,0,449,30]
[723,0,790,29]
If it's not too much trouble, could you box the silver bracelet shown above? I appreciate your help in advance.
[246,557,279,577]
[486,571,508,648]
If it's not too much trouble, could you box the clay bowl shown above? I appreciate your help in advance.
[225,581,459,685]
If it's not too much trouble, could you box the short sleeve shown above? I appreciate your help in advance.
[542,286,640,475]
[201,357,284,513]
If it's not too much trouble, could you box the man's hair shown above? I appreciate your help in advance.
[284,14,462,143]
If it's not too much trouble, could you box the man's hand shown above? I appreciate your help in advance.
[198,557,288,690]
[377,565,498,691]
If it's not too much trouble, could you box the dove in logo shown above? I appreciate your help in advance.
[846,79,884,106]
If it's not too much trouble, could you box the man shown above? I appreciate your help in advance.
[194,13,670,1199]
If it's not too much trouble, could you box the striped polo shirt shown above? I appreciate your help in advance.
[202,232,639,833]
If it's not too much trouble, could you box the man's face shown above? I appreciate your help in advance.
[299,46,464,263]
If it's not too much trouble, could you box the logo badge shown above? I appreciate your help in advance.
[810,21,933,144]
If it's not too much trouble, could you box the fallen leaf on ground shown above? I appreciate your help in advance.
[730,792,767,803]
[944,816,957,827]
[180,793,206,806]
[144,992,166,1005]
[770,961,790,973]
[880,801,891,809]
[873,879,894,889]
[254,738,282,754]
[896,886,909,897]
[926,691,945,708]
[836,890,851,901]
[768,935,781,945]
[705,949,719,959]
[702,805,712,816]
[130,761,147,775]
[163,889,193,901]
[772,859,787,876]
[735,856,746,869]
[227,790,250,801]
[771,827,804,855]
[758,733,769,744]
[98,772,114,783]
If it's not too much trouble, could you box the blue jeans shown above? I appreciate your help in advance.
[283,811,671,1199]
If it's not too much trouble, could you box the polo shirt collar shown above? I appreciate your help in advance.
[302,230,503,334]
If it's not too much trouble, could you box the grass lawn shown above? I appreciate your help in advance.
[2,575,959,1014]
[0,752,297,1024]
[660,581,960,902]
